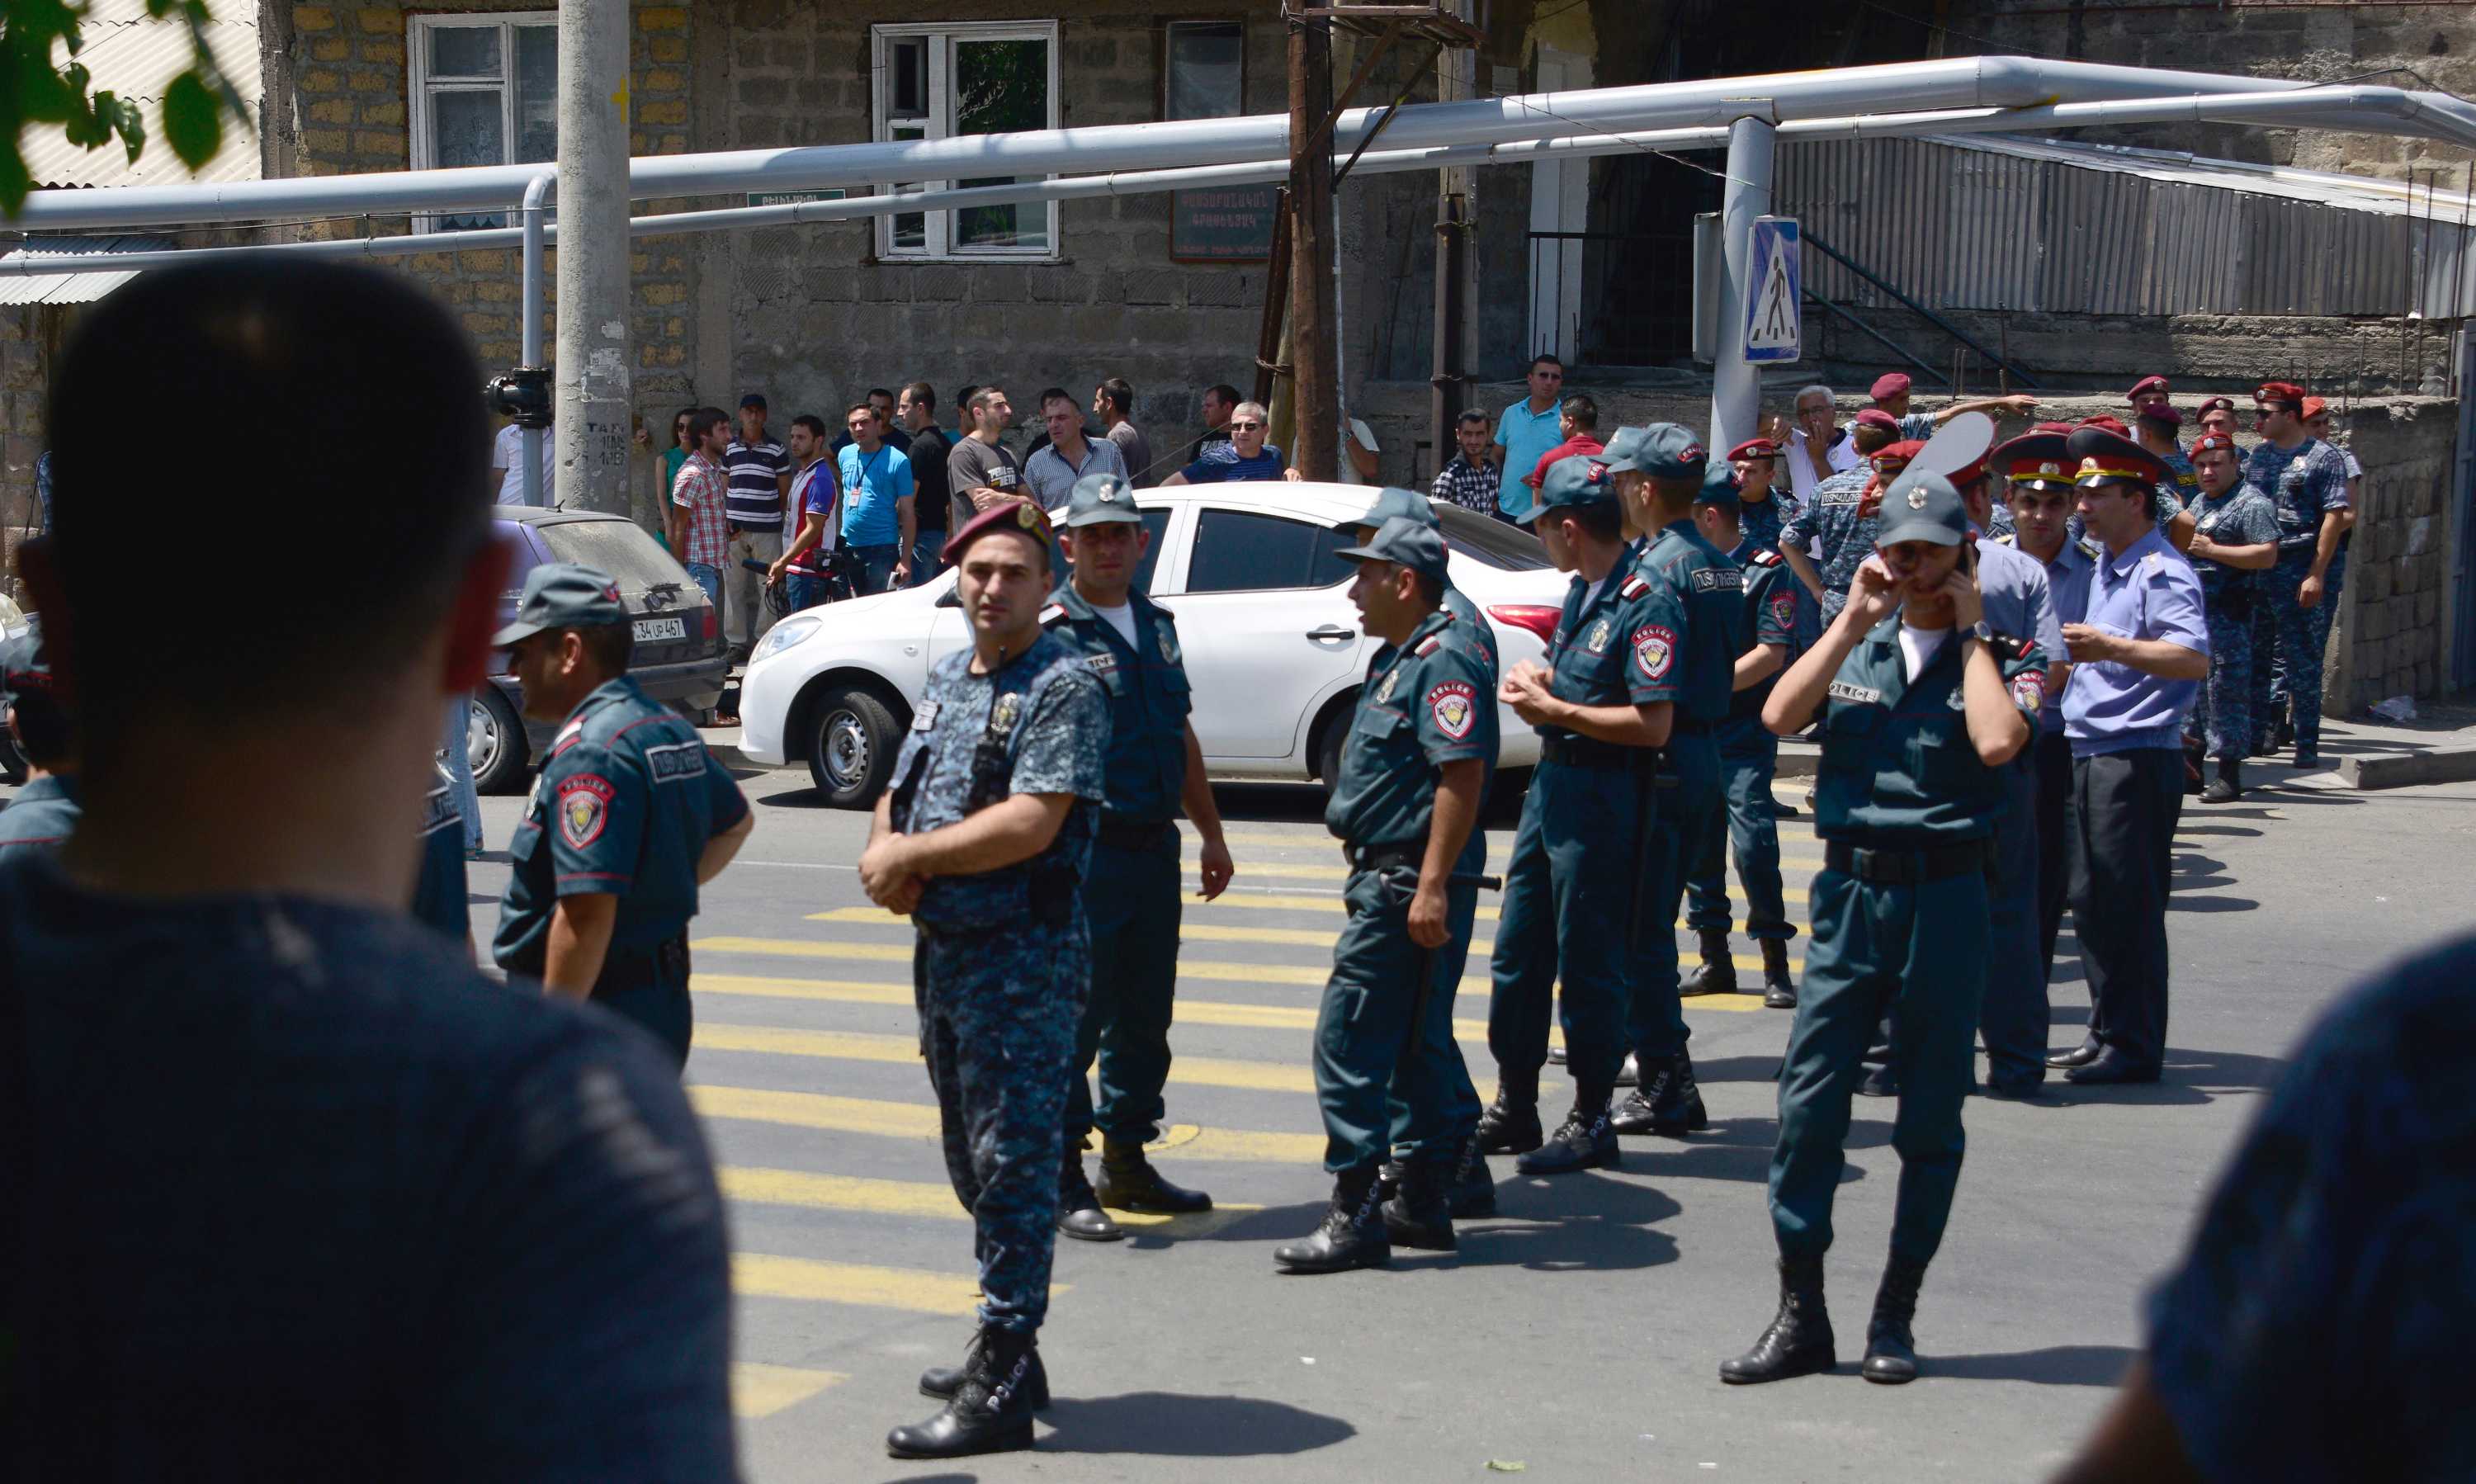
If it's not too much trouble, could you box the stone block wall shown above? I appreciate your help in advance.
[1946,0,2476,187]
[2332,399,2459,709]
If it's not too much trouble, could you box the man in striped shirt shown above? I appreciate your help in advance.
[669,407,733,611]
[724,393,793,656]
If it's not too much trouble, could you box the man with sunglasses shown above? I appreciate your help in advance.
[1162,402,1301,484]
[1490,356,1568,526]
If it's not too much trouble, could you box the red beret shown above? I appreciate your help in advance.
[2192,432,2238,456]
[2198,396,2238,414]
[2032,421,2075,434]
[2135,404,2184,427]
[941,496,1056,565]
[1869,372,1912,400]
[1854,409,1901,432]
[2300,395,2329,418]
[2127,375,2171,401]
[2256,380,2308,407]
[1727,437,1780,461]
[1872,439,1924,467]
[2077,414,2132,437]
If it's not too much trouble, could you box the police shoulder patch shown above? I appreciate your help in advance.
[1632,623,1675,680]
[2011,669,2045,713]
[1827,679,1883,705]
[1618,573,1651,601]
[557,773,616,848]
[1688,565,1741,593]
[1426,679,1477,740]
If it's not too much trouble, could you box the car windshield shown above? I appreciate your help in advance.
[1434,503,1552,570]
[534,518,696,593]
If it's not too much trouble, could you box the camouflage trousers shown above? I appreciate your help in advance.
[2189,598,2256,760]
[2252,550,2346,756]
[916,915,1090,1334]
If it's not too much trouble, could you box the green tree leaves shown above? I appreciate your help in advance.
[0,0,249,213]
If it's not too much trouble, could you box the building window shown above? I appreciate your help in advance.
[409,12,558,231]
[1164,20,1243,121]
[872,22,1059,261]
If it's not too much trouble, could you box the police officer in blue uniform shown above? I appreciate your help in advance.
[1681,461,1799,1008]
[2050,428,2209,1085]
[1723,470,2047,1388]
[1476,454,1667,1174]
[1340,486,1499,1214]
[1953,453,2066,1099]
[860,499,1108,1459]
[2181,432,2280,802]
[1043,472,1231,1241]
[413,754,470,942]
[1274,518,1497,1273]
[2243,381,2352,769]
[1606,425,1740,1141]
[494,562,754,1066]
[1992,432,2099,989]
[0,630,80,861]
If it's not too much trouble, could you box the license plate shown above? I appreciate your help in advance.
[632,616,687,643]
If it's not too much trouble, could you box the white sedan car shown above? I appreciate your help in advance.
[737,482,1569,807]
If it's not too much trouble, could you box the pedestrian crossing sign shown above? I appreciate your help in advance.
[1744,217,1802,364]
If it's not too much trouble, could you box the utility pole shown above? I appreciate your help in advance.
[1429,5,1473,472]
[1285,8,1337,481]
[555,0,633,513]
[1708,106,1777,456]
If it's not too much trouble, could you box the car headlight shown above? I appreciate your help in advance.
[752,614,822,664]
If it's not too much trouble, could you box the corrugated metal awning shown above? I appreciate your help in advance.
[20,0,263,191]
[0,235,172,305]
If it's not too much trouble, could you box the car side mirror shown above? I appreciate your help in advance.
[935,588,962,608]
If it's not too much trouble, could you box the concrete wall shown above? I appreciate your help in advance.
[1946,0,2476,187]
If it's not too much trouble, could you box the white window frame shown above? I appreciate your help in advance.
[1162,18,1246,122]
[408,10,558,234]
[870,21,1062,262]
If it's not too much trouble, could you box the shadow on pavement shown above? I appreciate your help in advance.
[756,783,829,810]
[1929,1342,2138,1387]
[868,1475,977,1484]
[1455,1169,1684,1272]
[2166,894,2261,913]
[1037,1392,1356,1456]
[1127,1200,1326,1249]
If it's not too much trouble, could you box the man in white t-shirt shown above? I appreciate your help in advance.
[489,419,555,506]
[1336,415,1381,485]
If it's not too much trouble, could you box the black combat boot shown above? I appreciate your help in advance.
[1514,1096,1618,1175]
[919,1326,1051,1410]
[1719,1255,1836,1384]
[888,1326,1043,1458]
[1380,1156,1458,1252]
[1056,1156,1123,1243]
[1861,1256,1929,1384]
[1474,1068,1543,1156]
[1098,1137,1212,1213]
[2200,756,2242,804]
[2270,710,2294,753]
[1680,929,1738,995]
[1273,1163,1390,1274]
[1611,1052,1708,1136]
[1760,938,1797,1009]
[1446,1132,1497,1218]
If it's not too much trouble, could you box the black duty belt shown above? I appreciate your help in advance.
[1095,813,1174,850]
[596,933,691,992]
[1823,839,1993,886]
[1541,734,1643,769]
[1670,717,1716,736]
[1345,838,1425,873]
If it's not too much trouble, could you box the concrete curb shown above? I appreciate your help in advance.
[2341,748,2476,790]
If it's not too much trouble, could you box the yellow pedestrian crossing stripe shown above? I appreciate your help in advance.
[692,1083,1330,1166]
[733,1363,846,1420]
[720,1165,1262,1236]
[731,1252,1026,1315]
[694,1023,1325,1091]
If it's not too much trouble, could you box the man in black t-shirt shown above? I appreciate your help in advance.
[2,259,737,1482]
[899,380,953,584]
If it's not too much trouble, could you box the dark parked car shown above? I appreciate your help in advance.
[465,506,729,792]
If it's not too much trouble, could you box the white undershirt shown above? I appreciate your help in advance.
[1092,600,1138,650]
[1579,574,1609,611]
[1897,621,1950,683]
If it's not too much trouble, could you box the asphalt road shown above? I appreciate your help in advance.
[154,743,2476,1478]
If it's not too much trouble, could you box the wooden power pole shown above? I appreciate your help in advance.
[1285,11,1338,482]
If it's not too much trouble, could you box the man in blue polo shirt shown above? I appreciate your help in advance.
[1491,356,1566,526]
[836,400,916,594]
[2053,426,2209,1087]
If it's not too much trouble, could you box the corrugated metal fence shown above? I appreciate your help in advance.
[1777,135,2476,320]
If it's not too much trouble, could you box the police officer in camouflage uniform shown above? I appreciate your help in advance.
[1727,437,1797,558]
[1681,462,1800,1009]
[2181,432,2280,801]
[1274,518,1497,1274]
[494,562,754,1066]
[1779,417,1909,625]
[1604,428,1741,1141]
[1042,472,1231,1242]
[1476,454,1668,1175]
[0,630,80,861]
[2244,380,2352,769]
[862,499,1108,1459]
[1724,472,2048,1389]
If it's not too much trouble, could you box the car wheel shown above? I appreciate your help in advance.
[1314,693,1354,794]
[808,684,901,808]
[470,686,532,795]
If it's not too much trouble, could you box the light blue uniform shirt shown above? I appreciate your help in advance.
[1973,530,2063,760]
[1491,399,1563,523]
[2021,535,2098,734]
[2063,527,2209,758]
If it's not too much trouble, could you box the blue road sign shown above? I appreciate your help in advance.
[1744,216,1802,364]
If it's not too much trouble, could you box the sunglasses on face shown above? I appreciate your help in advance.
[1230,420,1264,431]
